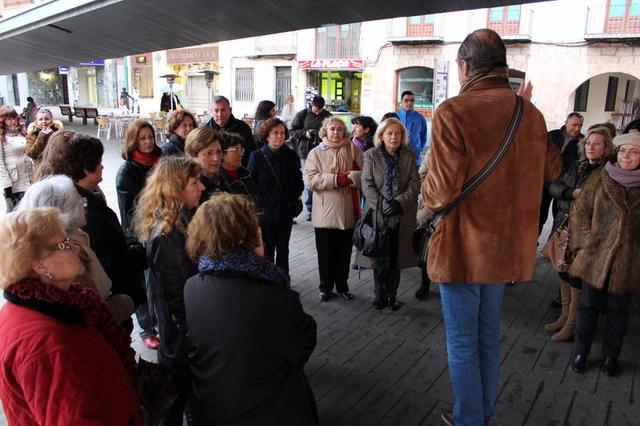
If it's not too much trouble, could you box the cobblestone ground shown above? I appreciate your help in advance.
[1,111,638,425]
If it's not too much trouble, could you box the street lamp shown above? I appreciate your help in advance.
[160,73,179,111]
[199,70,219,111]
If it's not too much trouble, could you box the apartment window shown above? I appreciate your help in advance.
[606,0,640,33]
[407,15,435,37]
[605,76,619,111]
[131,54,153,98]
[487,5,521,35]
[574,80,590,112]
[235,68,254,102]
[315,23,361,59]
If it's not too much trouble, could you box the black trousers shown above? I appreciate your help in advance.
[135,269,157,338]
[575,284,632,359]
[315,228,353,293]
[263,220,294,273]
[158,355,195,426]
[373,226,401,300]
[538,188,558,236]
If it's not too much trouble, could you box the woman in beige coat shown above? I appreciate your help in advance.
[303,116,362,302]
[358,118,419,310]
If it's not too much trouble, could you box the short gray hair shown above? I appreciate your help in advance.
[457,29,507,75]
[17,175,85,230]
[211,95,230,107]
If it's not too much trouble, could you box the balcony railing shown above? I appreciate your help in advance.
[486,7,533,42]
[387,16,444,44]
[585,2,640,40]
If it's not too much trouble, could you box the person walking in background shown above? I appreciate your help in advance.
[21,96,38,125]
[0,208,143,425]
[134,156,204,425]
[249,118,304,273]
[291,96,332,220]
[203,95,256,166]
[119,88,134,112]
[423,29,561,425]
[160,92,182,113]
[253,99,277,136]
[161,109,197,156]
[1,107,32,211]
[397,90,427,165]
[544,127,613,342]
[184,193,318,425]
[357,117,419,310]
[539,112,584,235]
[281,94,297,129]
[304,116,362,302]
[569,132,640,377]
[185,127,226,203]
[351,115,377,153]
[116,119,162,349]
[25,107,63,162]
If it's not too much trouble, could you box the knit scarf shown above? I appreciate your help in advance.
[3,278,137,382]
[459,68,509,95]
[198,248,290,288]
[131,148,160,167]
[605,161,640,188]
[322,138,353,174]
[352,137,366,153]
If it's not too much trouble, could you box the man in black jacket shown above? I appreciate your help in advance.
[290,96,332,220]
[539,112,583,235]
[203,96,256,167]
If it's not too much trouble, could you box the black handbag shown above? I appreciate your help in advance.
[353,197,387,258]
[261,150,303,218]
[412,95,524,267]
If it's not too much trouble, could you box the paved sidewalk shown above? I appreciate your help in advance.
[1,114,638,425]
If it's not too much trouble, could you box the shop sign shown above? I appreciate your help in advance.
[58,67,69,75]
[78,60,105,67]
[299,59,364,70]
[167,46,219,65]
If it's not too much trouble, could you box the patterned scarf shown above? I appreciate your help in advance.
[3,278,137,382]
[459,68,509,95]
[198,248,290,288]
[380,146,400,201]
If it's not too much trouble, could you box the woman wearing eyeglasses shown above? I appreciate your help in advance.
[0,208,142,425]
[569,133,640,377]
[219,131,259,205]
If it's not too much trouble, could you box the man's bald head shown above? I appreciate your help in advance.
[457,29,507,76]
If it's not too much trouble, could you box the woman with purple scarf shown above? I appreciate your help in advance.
[351,115,377,153]
[183,192,318,425]
[569,132,640,377]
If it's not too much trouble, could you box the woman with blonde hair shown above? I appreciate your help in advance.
[357,117,420,309]
[544,126,614,342]
[117,118,162,349]
[303,116,362,301]
[0,208,142,425]
[134,155,204,425]
[184,193,317,425]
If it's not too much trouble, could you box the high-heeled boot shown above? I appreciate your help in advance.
[552,287,581,342]
[544,281,571,332]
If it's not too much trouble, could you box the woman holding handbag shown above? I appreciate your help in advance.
[543,126,613,342]
[357,118,420,310]
[248,118,304,273]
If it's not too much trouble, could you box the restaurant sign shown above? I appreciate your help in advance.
[299,59,364,70]
[167,46,219,64]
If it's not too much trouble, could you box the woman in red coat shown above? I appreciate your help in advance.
[0,208,142,425]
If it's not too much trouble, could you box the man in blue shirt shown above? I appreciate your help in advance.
[397,90,427,165]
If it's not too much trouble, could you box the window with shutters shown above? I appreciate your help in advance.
[235,68,254,102]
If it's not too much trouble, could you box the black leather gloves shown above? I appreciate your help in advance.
[383,199,402,217]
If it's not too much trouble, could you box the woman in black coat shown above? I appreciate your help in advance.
[248,118,303,272]
[134,156,204,425]
[160,110,196,156]
[184,192,317,426]
[116,119,162,349]
[219,131,260,205]
[543,127,613,342]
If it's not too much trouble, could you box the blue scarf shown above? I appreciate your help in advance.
[198,248,290,288]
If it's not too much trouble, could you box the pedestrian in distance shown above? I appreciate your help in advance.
[253,99,277,136]
[422,28,561,426]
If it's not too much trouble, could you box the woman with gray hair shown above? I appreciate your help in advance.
[17,175,134,324]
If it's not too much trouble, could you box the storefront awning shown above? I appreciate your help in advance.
[0,0,549,75]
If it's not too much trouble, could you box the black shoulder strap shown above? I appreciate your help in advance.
[429,95,524,230]
[261,150,293,209]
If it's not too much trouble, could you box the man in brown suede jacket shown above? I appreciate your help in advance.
[422,29,561,426]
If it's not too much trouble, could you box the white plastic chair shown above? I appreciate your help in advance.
[96,116,112,141]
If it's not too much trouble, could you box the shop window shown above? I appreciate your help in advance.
[315,23,361,59]
[396,67,434,117]
[407,15,435,37]
[574,80,590,112]
[235,68,254,102]
[606,0,640,34]
[605,76,619,111]
[487,5,521,36]
[132,54,153,98]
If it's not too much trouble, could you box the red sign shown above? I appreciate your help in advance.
[298,59,364,70]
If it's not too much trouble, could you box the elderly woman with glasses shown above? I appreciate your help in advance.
[569,133,640,377]
[0,208,142,425]
[219,131,259,205]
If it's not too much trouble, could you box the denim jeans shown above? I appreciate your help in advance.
[439,283,505,426]
[300,158,313,213]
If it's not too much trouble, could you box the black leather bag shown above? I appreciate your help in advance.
[353,199,387,258]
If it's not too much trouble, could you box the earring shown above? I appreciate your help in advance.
[45,272,54,280]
